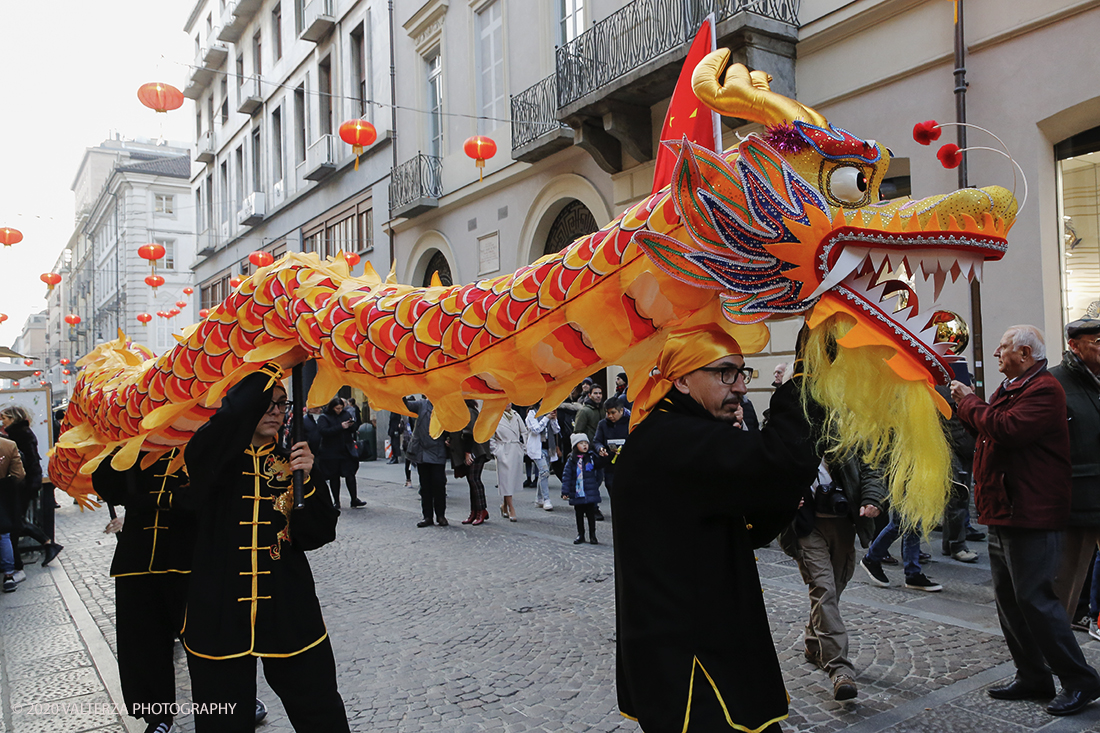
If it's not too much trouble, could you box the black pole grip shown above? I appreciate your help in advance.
[292,364,305,509]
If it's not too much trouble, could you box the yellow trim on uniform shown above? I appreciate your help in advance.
[146,448,179,572]
[182,630,329,660]
[680,656,788,733]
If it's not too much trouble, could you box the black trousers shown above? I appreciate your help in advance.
[115,573,188,721]
[12,484,50,570]
[187,637,349,733]
[941,477,970,555]
[466,457,488,513]
[417,462,447,521]
[574,504,597,539]
[988,526,1100,690]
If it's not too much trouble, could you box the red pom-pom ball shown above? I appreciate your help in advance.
[913,120,942,146]
[937,143,963,169]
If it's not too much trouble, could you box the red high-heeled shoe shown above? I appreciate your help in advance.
[471,509,488,525]
[461,511,477,525]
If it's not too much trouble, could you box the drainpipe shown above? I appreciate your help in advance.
[388,0,398,268]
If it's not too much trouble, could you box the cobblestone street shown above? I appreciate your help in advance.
[5,460,1100,732]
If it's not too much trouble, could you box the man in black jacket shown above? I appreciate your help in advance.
[614,320,821,733]
[1051,317,1100,624]
[183,361,347,732]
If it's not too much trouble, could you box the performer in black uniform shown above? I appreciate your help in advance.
[94,449,194,733]
[182,362,347,732]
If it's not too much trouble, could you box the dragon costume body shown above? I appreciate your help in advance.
[51,52,1016,529]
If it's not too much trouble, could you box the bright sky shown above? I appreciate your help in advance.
[0,0,196,348]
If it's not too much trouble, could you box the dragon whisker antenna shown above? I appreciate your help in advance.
[913,119,1028,215]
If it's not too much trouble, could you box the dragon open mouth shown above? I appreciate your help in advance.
[814,223,1008,384]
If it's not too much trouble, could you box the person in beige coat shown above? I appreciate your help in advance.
[0,436,25,592]
[490,405,527,521]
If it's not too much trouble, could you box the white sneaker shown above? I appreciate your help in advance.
[1090,625,1100,643]
[535,500,544,508]
[543,500,553,511]
[12,570,26,584]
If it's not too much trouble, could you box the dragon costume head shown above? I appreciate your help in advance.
[51,50,1015,531]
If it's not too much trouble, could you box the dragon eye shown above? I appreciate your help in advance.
[829,166,868,204]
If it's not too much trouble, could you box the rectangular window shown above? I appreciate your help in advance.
[234,145,244,214]
[236,53,244,94]
[220,78,228,124]
[560,0,584,44]
[219,161,229,224]
[196,109,202,139]
[295,0,305,35]
[205,172,214,228]
[272,107,284,182]
[253,30,262,76]
[272,4,283,61]
[350,23,367,117]
[195,187,204,232]
[426,53,443,158]
[477,1,505,134]
[318,56,332,136]
[326,216,354,255]
[251,127,263,192]
[294,83,307,164]
[155,239,176,270]
[154,193,175,215]
[358,207,373,252]
[207,95,215,131]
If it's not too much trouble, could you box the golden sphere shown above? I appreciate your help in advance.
[930,310,969,355]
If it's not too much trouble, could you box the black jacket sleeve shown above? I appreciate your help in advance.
[291,467,337,551]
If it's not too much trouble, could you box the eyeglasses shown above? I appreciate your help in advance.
[696,365,754,385]
[266,399,290,413]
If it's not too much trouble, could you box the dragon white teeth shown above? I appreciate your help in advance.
[811,247,867,300]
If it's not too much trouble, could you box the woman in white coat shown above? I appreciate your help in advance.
[490,404,527,521]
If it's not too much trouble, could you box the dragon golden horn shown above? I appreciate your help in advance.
[691,49,827,128]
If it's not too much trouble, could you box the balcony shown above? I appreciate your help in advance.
[542,0,797,172]
[303,135,337,181]
[389,153,443,219]
[195,130,216,164]
[300,0,336,43]
[196,229,217,258]
[510,75,573,164]
[218,1,245,42]
[238,192,266,226]
[237,75,263,115]
[186,39,230,96]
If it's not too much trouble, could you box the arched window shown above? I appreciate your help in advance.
[423,250,453,287]
[544,200,597,257]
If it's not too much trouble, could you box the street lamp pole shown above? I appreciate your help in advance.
[955,0,986,398]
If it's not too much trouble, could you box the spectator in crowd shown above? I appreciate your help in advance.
[0,405,62,570]
[448,400,492,526]
[561,434,602,545]
[556,380,588,438]
[612,319,822,732]
[780,451,885,701]
[183,362,346,732]
[593,397,629,498]
[387,411,403,464]
[953,325,1100,716]
[525,404,559,511]
[740,394,760,431]
[302,405,323,454]
[936,386,979,563]
[318,398,364,510]
[405,395,449,527]
[613,372,633,411]
[0,436,24,593]
[860,509,942,592]
[491,404,527,522]
[1050,317,1100,627]
[401,413,415,487]
[772,362,789,388]
[574,385,606,443]
[345,398,360,424]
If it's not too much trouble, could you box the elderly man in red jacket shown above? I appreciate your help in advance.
[952,325,1100,717]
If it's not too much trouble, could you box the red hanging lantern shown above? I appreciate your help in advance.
[338,119,377,170]
[139,243,166,276]
[248,251,274,268]
[0,227,23,247]
[60,358,70,365]
[22,359,33,367]
[157,311,168,319]
[12,382,18,388]
[175,300,187,309]
[199,308,211,319]
[33,371,41,377]
[39,381,46,387]
[183,286,194,296]
[137,313,153,324]
[169,308,180,317]
[229,276,242,289]
[145,274,165,291]
[0,314,7,324]
[343,252,361,268]
[40,272,62,291]
[62,369,71,376]
[62,380,68,385]
[463,136,498,182]
[137,82,184,114]
[64,314,81,326]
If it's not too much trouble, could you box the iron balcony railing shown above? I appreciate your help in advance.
[389,153,443,214]
[510,75,571,150]
[556,0,799,108]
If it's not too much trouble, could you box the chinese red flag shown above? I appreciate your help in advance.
[651,15,721,195]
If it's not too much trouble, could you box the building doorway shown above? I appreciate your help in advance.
[1057,126,1100,325]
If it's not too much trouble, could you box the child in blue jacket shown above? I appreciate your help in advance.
[561,433,603,544]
